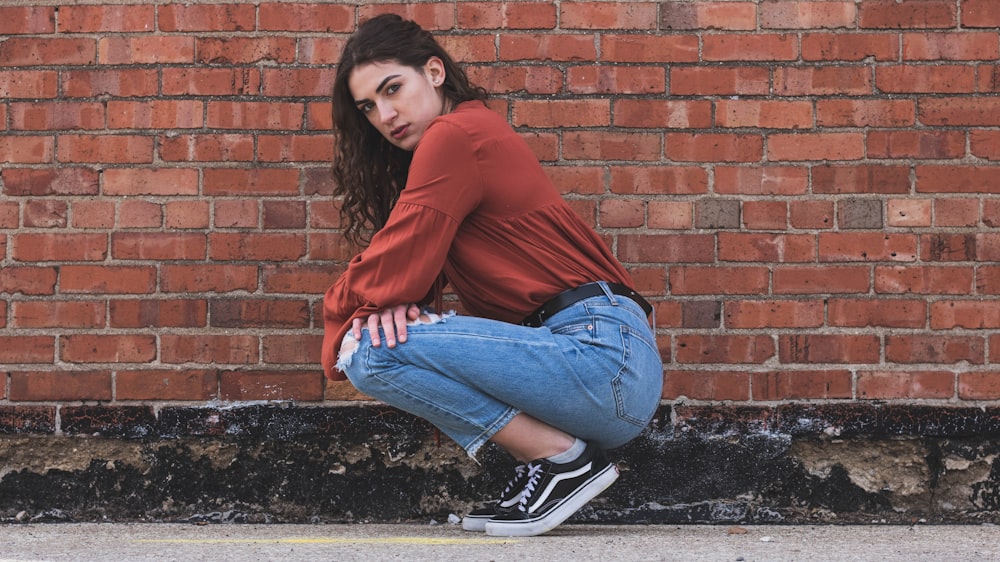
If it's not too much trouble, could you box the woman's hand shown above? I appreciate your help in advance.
[352,303,422,348]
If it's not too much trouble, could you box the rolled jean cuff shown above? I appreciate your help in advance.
[465,406,520,459]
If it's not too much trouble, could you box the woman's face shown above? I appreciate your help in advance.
[348,58,447,151]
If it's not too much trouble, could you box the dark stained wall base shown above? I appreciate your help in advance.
[1,404,999,524]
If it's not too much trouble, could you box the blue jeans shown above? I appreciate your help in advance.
[336,282,663,458]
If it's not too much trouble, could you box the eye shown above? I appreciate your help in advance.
[359,101,374,114]
[386,83,400,95]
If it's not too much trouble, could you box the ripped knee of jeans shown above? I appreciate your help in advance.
[334,309,456,372]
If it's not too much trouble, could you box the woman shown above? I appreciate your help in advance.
[322,14,663,537]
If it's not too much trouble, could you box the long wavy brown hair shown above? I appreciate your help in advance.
[332,14,487,246]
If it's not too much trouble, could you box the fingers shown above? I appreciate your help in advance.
[367,313,382,347]
[357,303,419,349]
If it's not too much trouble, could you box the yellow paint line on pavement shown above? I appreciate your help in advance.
[137,536,516,545]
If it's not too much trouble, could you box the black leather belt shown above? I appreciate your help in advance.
[521,282,653,327]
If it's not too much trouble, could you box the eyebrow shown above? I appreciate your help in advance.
[354,74,401,108]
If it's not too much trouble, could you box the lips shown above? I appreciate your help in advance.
[390,124,408,140]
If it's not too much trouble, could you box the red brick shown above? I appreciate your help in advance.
[958,372,1000,400]
[935,199,980,227]
[916,165,1000,193]
[257,134,335,163]
[0,202,17,228]
[0,7,54,34]
[887,198,931,227]
[60,266,157,294]
[1,70,58,98]
[876,65,976,93]
[262,68,336,97]
[0,337,56,364]
[564,131,661,161]
[214,200,260,229]
[718,233,816,263]
[159,134,255,162]
[161,335,259,364]
[0,135,54,164]
[98,37,194,64]
[59,4,153,32]
[23,200,67,228]
[599,199,644,228]
[661,1,756,31]
[512,99,609,127]
[206,101,304,130]
[110,299,207,328]
[609,166,708,195]
[0,38,95,66]
[467,65,563,95]
[858,371,954,399]
[308,233,355,261]
[61,69,158,98]
[986,203,1000,228]
[971,130,1000,160]
[203,168,300,196]
[298,37,347,64]
[9,371,110,401]
[886,335,984,364]
[780,334,881,364]
[903,31,999,60]
[560,2,658,30]
[259,2,353,31]
[165,200,210,230]
[771,133,865,162]
[818,232,917,262]
[107,101,204,129]
[931,301,1000,329]
[669,267,770,295]
[61,334,156,363]
[964,0,1000,27]
[220,370,324,402]
[666,133,763,163]
[725,300,824,329]
[209,233,307,261]
[162,68,260,97]
[210,299,310,329]
[662,371,749,401]
[976,233,1000,261]
[859,0,957,29]
[647,202,693,230]
[118,200,162,228]
[813,165,910,194]
[705,34,798,61]
[306,102,334,131]
[111,232,206,261]
[0,267,57,296]
[57,135,153,164]
[977,65,1000,93]
[828,298,926,328]
[500,33,591,63]
[716,100,813,129]
[196,37,296,65]
[676,335,775,364]
[615,99,712,129]
[716,166,808,196]
[263,265,336,294]
[600,35,699,63]
[158,4,255,32]
[361,3,455,31]
[817,99,915,127]
[773,266,870,294]
[802,32,899,61]
[876,265,974,295]
[760,1,856,29]
[921,98,1000,126]
[458,1,558,29]
[775,66,872,95]
[743,201,788,230]
[752,370,853,400]
[11,300,106,328]
[567,66,665,94]
[868,130,965,159]
[921,233,977,262]
[116,370,218,401]
[103,168,198,196]
[618,234,714,263]
[12,233,107,262]
[438,35,497,64]
[670,67,770,96]
[263,335,323,364]
[10,102,104,131]
[160,265,258,293]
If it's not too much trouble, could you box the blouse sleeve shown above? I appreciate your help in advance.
[323,119,483,321]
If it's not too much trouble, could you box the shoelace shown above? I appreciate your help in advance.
[514,462,545,512]
[501,464,527,499]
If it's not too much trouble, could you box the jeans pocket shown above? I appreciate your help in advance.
[611,325,663,427]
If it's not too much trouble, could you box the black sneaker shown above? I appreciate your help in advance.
[461,463,529,532]
[484,444,618,537]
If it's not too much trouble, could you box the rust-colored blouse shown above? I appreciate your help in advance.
[322,101,633,380]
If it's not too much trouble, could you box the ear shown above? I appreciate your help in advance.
[424,56,446,87]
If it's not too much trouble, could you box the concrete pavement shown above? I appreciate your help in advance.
[1,522,998,561]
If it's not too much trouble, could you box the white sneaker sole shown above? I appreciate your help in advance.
[461,513,490,532]
[483,463,619,537]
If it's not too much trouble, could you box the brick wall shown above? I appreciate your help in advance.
[1,0,999,419]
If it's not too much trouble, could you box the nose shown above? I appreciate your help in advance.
[376,100,396,126]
